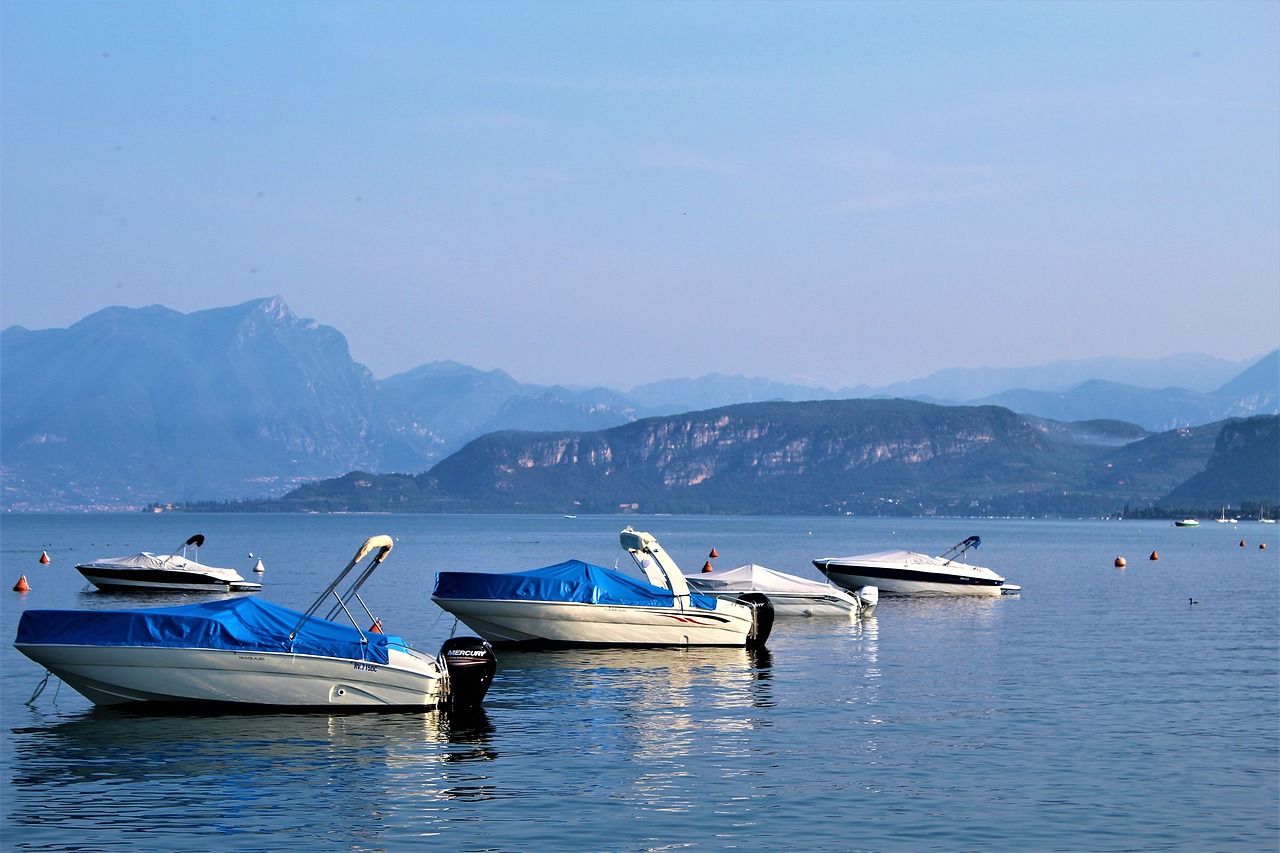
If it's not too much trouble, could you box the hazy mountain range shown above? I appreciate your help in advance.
[229,404,1277,518]
[2,297,1276,512]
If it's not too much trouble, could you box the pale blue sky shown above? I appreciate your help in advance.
[2,0,1277,389]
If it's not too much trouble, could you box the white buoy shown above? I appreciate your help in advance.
[253,558,265,573]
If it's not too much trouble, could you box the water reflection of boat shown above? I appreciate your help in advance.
[493,645,775,713]
[17,535,497,711]
[9,705,496,801]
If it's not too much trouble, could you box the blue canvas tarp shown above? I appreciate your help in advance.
[433,560,719,611]
[15,596,393,664]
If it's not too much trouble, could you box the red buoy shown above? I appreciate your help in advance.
[709,548,719,559]
[13,575,30,592]
[1149,551,1159,561]
[1114,556,1126,567]
[39,551,50,564]
[701,560,714,573]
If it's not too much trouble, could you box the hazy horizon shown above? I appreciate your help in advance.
[3,1,1277,389]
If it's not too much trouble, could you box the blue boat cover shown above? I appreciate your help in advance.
[15,597,395,665]
[433,559,719,611]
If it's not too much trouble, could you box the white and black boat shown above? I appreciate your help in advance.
[813,536,1020,597]
[17,535,497,711]
[75,534,262,593]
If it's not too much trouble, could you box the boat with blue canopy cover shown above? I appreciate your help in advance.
[16,596,399,665]
[433,559,719,611]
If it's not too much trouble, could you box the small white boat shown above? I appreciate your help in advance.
[16,535,497,711]
[686,563,878,617]
[75,534,262,593]
[430,528,774,648]
[621,529,876,617]
[813,536,1019,597]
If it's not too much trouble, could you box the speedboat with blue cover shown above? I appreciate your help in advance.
[16,535,496,710]
[813,535,1020,597]
[430,528,773,648]
[74,534,262,593]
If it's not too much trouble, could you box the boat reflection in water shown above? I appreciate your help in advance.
[489,644,774,777]
[494,645,774,711]
[8,704,498,834]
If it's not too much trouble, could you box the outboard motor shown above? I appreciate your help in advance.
[737,593,775,649]
[858,585,879,612]
[440,636,497,709]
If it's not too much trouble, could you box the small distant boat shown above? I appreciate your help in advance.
[75,534,262,593]
[430,527,774,648]
[1175,519,1200,527]
[16,535,497,710]
[813,536,1019,597]
[1216,508,1239,523]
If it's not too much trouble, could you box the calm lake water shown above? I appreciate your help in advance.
[1,513,1276,852]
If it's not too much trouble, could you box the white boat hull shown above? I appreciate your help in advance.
[696,589,866,617]
[14,643,446,708]
[76,567,262,593]
[819,568,1005,597]
[76,560,262,593]
[814,549,1012,597]
[433,597,756,647]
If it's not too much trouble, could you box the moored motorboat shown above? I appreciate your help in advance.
[813,536,1019,597]
[1174,519,1200,527]
[16,535,496,711]
[430,527,774,648]
[75,534,262,593]
[622,529,876,617]
[686,563,878,616]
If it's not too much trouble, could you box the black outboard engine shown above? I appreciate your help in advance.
[737,593,775,649]
[440,636,497,709]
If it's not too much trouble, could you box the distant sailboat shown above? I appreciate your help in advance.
[1217,508,1238,524]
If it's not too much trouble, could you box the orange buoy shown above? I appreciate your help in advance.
[1261,543,1268,550]
[369,619,383,634]
[709,548,719,559]
[39,550,50,564]
[701,560,714,573]
[13,575,30,592]
[1114,556,1127,567]
[1240,540,1246,547]
[1149,551,1159,561]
